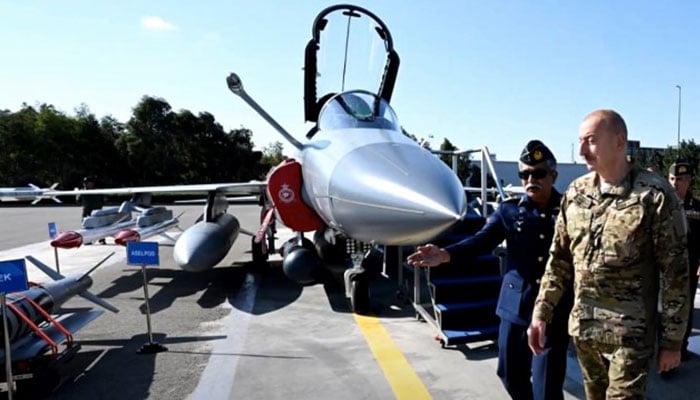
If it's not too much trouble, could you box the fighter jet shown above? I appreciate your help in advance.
[0,183,61,204]
[226,4,466,311]
[5,4,466,313]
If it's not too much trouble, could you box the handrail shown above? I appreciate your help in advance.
[14,292,74,347]
[4,301,58,356]
[434,146,508,217]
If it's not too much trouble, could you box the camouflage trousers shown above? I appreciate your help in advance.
[573,337,654,400]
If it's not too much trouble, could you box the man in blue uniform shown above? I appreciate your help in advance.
[408,140,573,400]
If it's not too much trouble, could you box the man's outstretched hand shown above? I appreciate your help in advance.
[406,244,449,267]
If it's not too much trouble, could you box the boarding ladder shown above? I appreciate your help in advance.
[403,146,509,347]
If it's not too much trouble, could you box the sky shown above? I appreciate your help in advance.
[2,1,699,163]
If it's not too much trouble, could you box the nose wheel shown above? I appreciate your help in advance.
[344,262,371,315]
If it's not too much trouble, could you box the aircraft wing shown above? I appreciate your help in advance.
[43,181,267,197]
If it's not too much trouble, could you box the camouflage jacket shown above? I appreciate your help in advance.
[533,165,689,349]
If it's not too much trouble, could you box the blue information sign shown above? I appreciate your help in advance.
[126,241,160,266]
[48,222,57,239]
[0,259,29,293]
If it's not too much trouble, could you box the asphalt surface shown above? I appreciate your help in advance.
[0,204,698,399]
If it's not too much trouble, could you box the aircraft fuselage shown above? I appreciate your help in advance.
[299,92,466,246]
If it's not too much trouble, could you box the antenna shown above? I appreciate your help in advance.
[571,143,575,163]
[341,8,362,91]
[226,73,303,150]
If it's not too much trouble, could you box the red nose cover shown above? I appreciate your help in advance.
[267,159,325,232]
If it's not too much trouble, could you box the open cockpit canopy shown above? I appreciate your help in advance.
[318,90,399,132]
[304,4,399,125]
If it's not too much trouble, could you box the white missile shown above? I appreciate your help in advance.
[50,219,137,248]
[2,254,118,357]
[0,183,61,204]
[114,217,179,246]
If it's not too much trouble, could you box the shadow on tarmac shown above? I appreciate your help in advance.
[96,264,271,314]
[8,331,225,400]
[47,333,225,400]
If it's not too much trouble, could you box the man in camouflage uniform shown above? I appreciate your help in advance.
[527,109,689,399]
[408,140,572,400]
[668,161,700,361]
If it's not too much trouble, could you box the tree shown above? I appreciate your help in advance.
[70,105,123,187]
[661,140,700,196]
[439,138,471,184]
[260,141,286,171]
[118,96,178,185]
[0,105,39,185]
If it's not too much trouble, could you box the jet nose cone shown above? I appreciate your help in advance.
[329,143,466,245]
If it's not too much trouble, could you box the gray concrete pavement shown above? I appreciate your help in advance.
[0,205,698,399]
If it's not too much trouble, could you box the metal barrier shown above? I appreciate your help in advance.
[403,146,508,346]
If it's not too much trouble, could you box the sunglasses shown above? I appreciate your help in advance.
[518,168,549,180]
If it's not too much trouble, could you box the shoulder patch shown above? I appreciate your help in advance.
[614,196,640,210]
[573,193,593,208]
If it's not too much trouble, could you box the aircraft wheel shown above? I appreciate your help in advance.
[384,245,400,278]
[350,274,371,315]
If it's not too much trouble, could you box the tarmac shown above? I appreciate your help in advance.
[0,204,699,399]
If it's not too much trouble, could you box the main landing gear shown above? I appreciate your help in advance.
[344,266,370,315]
[252,205,276,266]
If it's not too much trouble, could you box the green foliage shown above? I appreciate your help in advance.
[627,140,700,197]
[400,126,418,142]
[661,140,700,196]
[260,141,286,172]
[5,97,700,200]
[0,96,267,188]
[438,138,471,184]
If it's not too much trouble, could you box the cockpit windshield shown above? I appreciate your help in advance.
[318,90,399,131]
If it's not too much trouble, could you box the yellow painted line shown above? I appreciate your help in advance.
[354,313,432,400]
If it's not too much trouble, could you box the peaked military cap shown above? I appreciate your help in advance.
[519,140,555,166]
[669,162,692,176]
